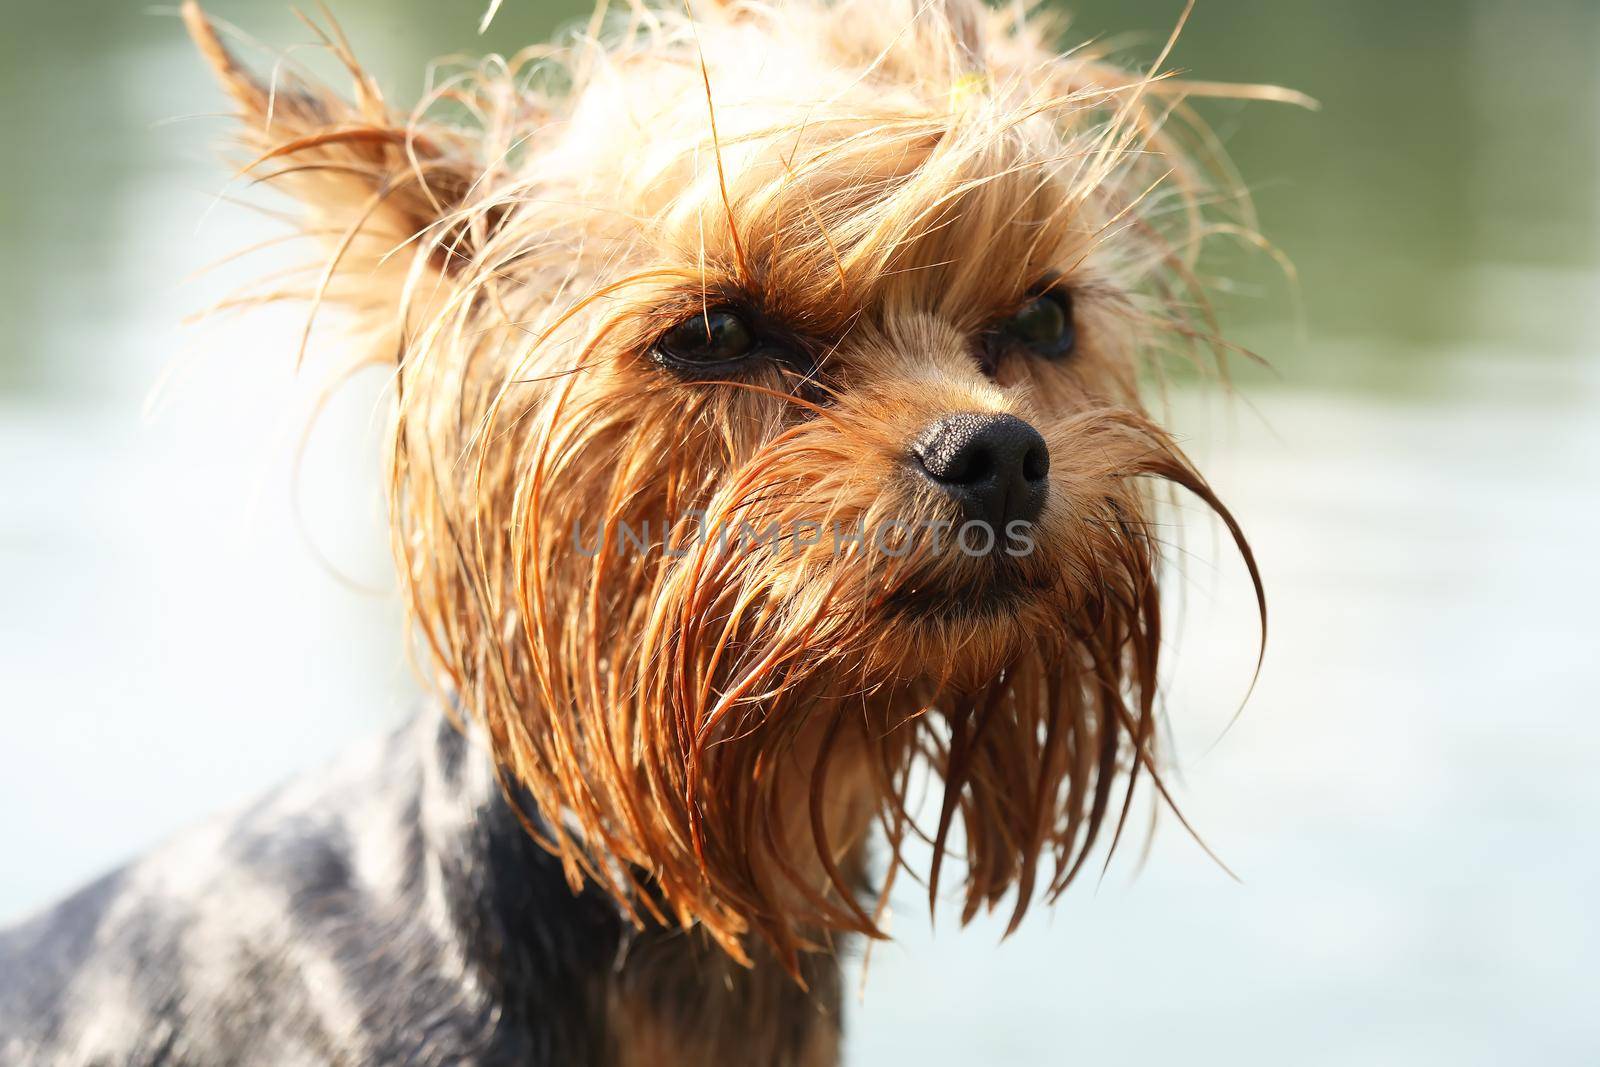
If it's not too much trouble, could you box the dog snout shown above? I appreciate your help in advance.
[912,412,1049,529]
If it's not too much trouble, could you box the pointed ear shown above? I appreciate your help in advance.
[183,1,486,357]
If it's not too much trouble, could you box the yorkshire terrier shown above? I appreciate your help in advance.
[0,0,1281,1063]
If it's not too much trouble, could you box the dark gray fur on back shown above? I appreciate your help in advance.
[0,715,843,1066]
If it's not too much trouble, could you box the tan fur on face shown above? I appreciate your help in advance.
[184,0,1282,973]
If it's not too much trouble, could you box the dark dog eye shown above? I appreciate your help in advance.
[656,309,757,369]
[999,289,1075,359]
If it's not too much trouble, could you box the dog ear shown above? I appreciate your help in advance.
[183,1,486,358]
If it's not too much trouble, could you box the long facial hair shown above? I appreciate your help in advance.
[479,369,1261,970]
[185,0,1286,973]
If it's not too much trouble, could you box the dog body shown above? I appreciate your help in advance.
[1,0,1277,1061]
[0,715,836,1066]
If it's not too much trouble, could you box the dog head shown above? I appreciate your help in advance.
[188,0,1273,969]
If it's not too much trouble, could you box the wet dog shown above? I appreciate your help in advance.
[0,1,1282,1062]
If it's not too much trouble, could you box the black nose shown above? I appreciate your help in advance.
[912,412,1050,529]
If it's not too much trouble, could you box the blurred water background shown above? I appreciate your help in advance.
[2,1,1597,1062]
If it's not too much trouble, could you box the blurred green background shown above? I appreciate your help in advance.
[2,2,1596,1064]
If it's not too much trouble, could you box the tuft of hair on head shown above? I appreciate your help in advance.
[184,0,1291,972]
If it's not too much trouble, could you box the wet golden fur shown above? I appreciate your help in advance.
[184,0,1279,977]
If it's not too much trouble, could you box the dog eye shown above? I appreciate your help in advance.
[999,289,1076,359]
[656,309,757,369]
